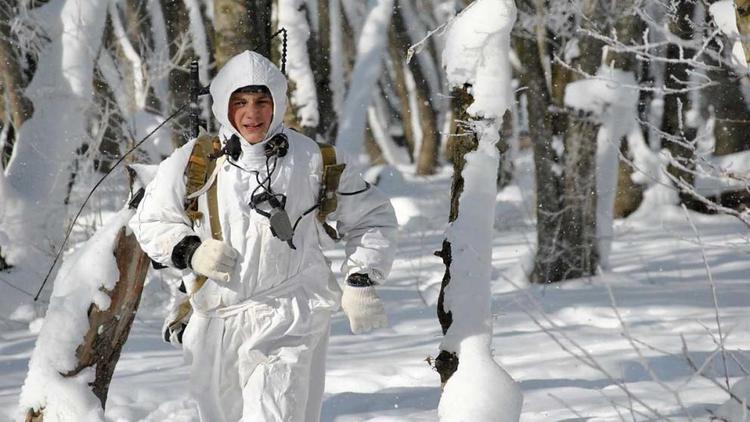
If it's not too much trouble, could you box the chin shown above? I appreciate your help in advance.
[243,134,265,144]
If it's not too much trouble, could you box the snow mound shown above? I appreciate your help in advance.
[438,350,522,422]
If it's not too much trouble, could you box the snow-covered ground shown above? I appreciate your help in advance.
[1,151,749,421]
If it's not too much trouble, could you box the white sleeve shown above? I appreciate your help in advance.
[128,141,198,267]
[332,152,398,284]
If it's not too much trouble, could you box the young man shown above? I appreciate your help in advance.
[129,50,397,421]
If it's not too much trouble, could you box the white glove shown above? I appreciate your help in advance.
[190,239,239,283]
[341,285,388,334]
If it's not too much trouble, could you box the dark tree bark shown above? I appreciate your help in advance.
[435,86,476,386]
[162,0,194,145]
[312,0,336,141]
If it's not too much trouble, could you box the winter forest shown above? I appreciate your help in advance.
[1,0,750,420]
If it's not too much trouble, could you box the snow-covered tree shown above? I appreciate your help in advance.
[435,1,522,420]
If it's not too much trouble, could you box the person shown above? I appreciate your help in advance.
[129,50,397,422]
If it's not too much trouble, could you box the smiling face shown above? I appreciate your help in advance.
[228,90,274,144]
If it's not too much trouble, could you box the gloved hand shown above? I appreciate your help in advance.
[161,293,192,346]
[190,238,239,282]
[164,321,188,345]
[341,280,388,334]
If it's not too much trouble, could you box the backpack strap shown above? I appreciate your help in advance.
[316,143,346,240]
[184,134,223,293]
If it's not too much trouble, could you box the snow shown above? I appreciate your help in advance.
[2,147,750,421]
[442,0,516,120]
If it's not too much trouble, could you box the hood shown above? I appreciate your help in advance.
[210,51,288,144]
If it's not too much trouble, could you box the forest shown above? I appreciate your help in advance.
[1,0,750,420]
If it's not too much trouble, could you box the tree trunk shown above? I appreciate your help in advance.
[392,0,439,175]
[25,228,150,420]
[554,0,608,279]
[0,25,33,136]
[660,1,698,200]
[435,86,476,385]
[609,2,646,216]
[387,24,416,161]
[25,176,151,420]
[512,8,566,283]
[162,0,194,146]
[736,0,750,68]
[279,1,318,137]
[0,13,32,270]
[215,0,272,68]
[559,113,600,278]
[703,8,750,156]
[313,0,336,141]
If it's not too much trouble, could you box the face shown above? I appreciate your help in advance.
[228,91,274,144]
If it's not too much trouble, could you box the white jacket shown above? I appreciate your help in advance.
[129,51,397,314]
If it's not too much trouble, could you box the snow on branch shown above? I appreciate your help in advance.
[442,0,514,120]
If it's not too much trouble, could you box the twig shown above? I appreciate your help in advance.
[604,282,693,420]
[681,204,731,392]
[681,335,750,412]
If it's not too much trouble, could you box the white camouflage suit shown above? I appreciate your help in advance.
[129,51,397,421]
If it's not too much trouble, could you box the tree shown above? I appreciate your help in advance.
[214,0,272,68]
[392,0,440,175]
[22,171,151,421]
[0,0,111,294]
[435,2,522,420]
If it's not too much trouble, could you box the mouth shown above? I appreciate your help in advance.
[242,123,265,132]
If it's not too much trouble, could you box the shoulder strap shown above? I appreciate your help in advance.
[317,143,346,239]
[184,135,223,293]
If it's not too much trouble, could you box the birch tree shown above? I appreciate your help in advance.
[0,0,112,295]
[436,1,521,420]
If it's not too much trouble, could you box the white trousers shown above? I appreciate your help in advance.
[183,294,331,422]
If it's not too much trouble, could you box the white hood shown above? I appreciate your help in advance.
[209,51,288,144]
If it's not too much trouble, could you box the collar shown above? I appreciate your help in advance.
[218,125,286,164]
